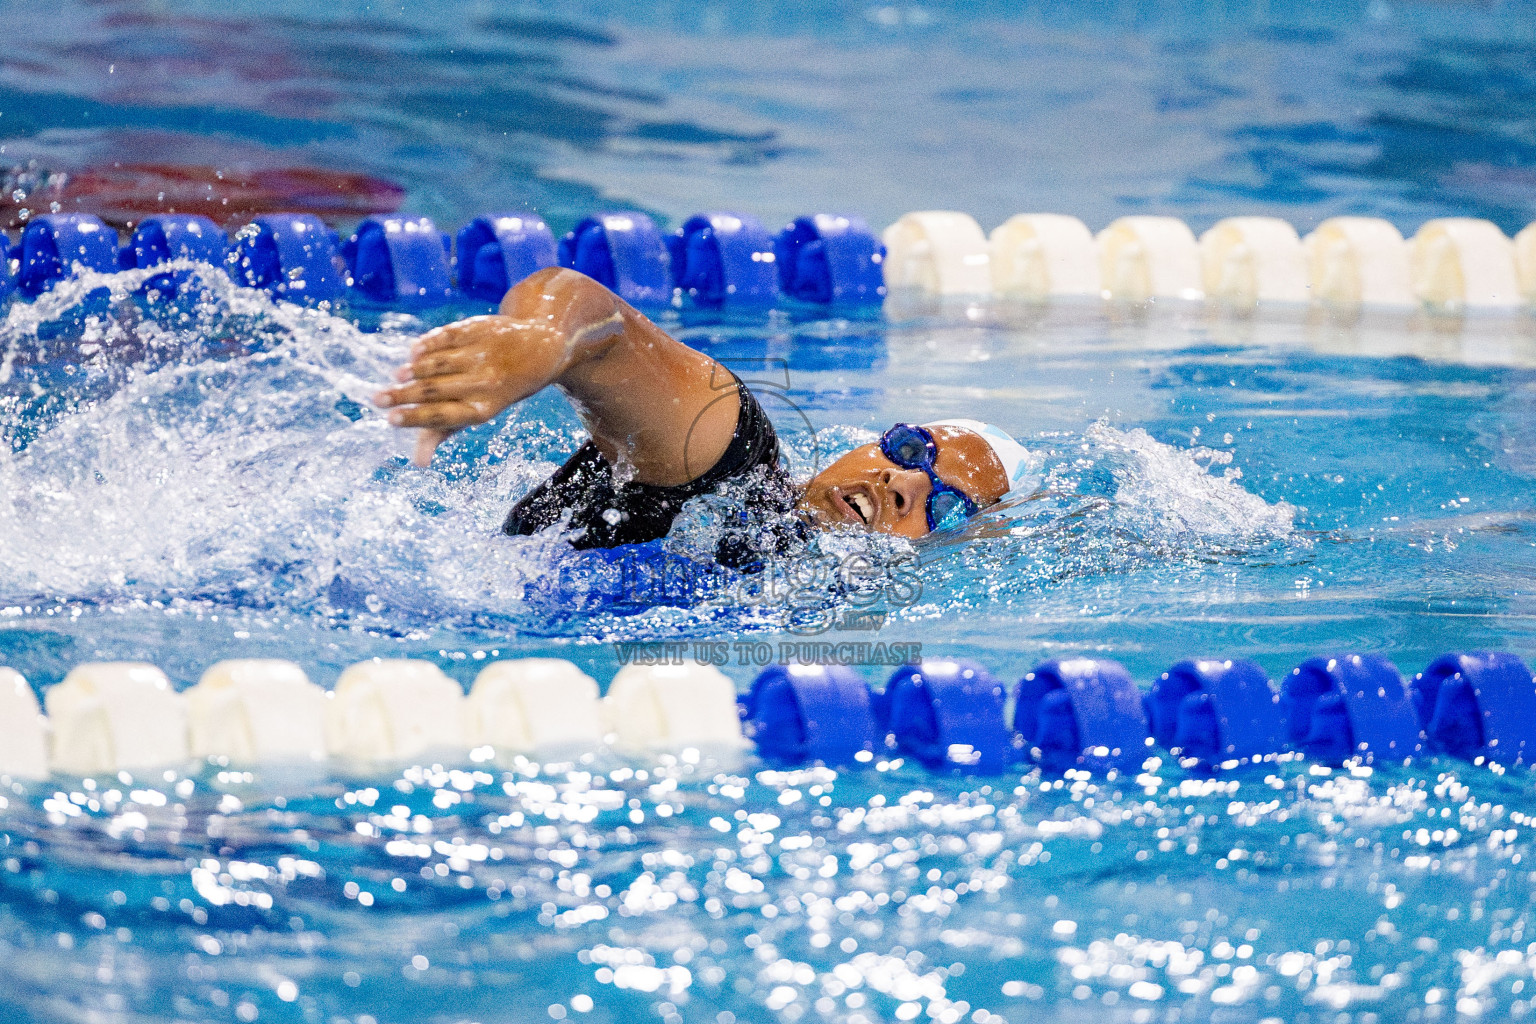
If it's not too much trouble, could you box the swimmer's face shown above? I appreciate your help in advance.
[798,425,1009,539]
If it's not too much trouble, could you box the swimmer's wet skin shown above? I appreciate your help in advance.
[372,267,1011,547]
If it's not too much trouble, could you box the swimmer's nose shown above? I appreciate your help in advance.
[880,467,931,523]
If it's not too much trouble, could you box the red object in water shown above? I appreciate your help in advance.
[1,163,404,230]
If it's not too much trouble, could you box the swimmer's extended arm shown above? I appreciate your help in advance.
[372,267,739,483]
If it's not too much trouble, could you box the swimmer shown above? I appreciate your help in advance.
[373,268,1032,554]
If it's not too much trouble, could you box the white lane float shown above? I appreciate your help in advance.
[324,659,465,761]
[187,659,328,763]
[880,211,992,295]
[0,668,48,779]
[1303,217,1414,308]
[45,663,188,775]
[467,658,603,752]
[1096,216,1203,302]
[1407,218,1522,311]
[603,664,745,752]
[988,214,1100,299]
[1199,216,1308,308]
[1517,223,1536,307]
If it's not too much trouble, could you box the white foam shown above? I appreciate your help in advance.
[881,211,992,295]
[1199,217,1308,308]
[1097,216,1203,302]
[45,662,188,775]
[1304,217,1414,308]
[1082,421,1296,546]
[989,214,1100,298]
[0,668,48,779]
[325,660,466,761]
[187,659,328,762]
[467,658,602,751]
[603,664,745,751]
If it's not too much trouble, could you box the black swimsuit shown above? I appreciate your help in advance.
[503,381,797,563]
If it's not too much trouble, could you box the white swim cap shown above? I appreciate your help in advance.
[923,419,1037,493]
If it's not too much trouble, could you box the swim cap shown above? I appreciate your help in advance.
[924,419,1037,493]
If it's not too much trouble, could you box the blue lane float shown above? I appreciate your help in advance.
[1282,654,1423,765]
[1413,652,1536,764]
[1014,658,1149,774]
[668,212,778,308]
[883,659,1011,772]
[121,215,230,297]
[738,651,1528,775]
[1147,658,1285,767]
[773,214,887,305]
[455,213,558,302]
[344,214,456,305]
[559,212,671,307]
[123,215,229,269]
[739,664,876,765]
[229,214,345,302]
[17,213,120,298]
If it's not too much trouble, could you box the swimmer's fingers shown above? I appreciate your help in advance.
[389,332,476,384]
[387,399,493,432]
[393,396,501,466]
[409,315,502,358]
[406,346,481,381]
[412,428,453,468]
[375,373,484,409]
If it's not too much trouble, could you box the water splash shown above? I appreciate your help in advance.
[0,266,561,628]
[895,419,1302,623]
[1076,420,1297,551]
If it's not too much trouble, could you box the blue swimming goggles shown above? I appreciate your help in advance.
[879,423,980,531]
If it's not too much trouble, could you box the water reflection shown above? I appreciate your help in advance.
[6,753,1536,1022]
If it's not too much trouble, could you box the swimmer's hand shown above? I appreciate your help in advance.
[372,269,627,467]
[373,315,571,466]
[372,266,737,482]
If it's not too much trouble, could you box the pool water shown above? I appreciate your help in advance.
[2,269,1534,1024]
[3,2,1536,1023]
[5,0,1536,235]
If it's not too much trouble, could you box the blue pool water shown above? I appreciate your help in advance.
[3,2,1536,1023]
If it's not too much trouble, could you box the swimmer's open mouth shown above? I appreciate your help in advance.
[834,487,875,526]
